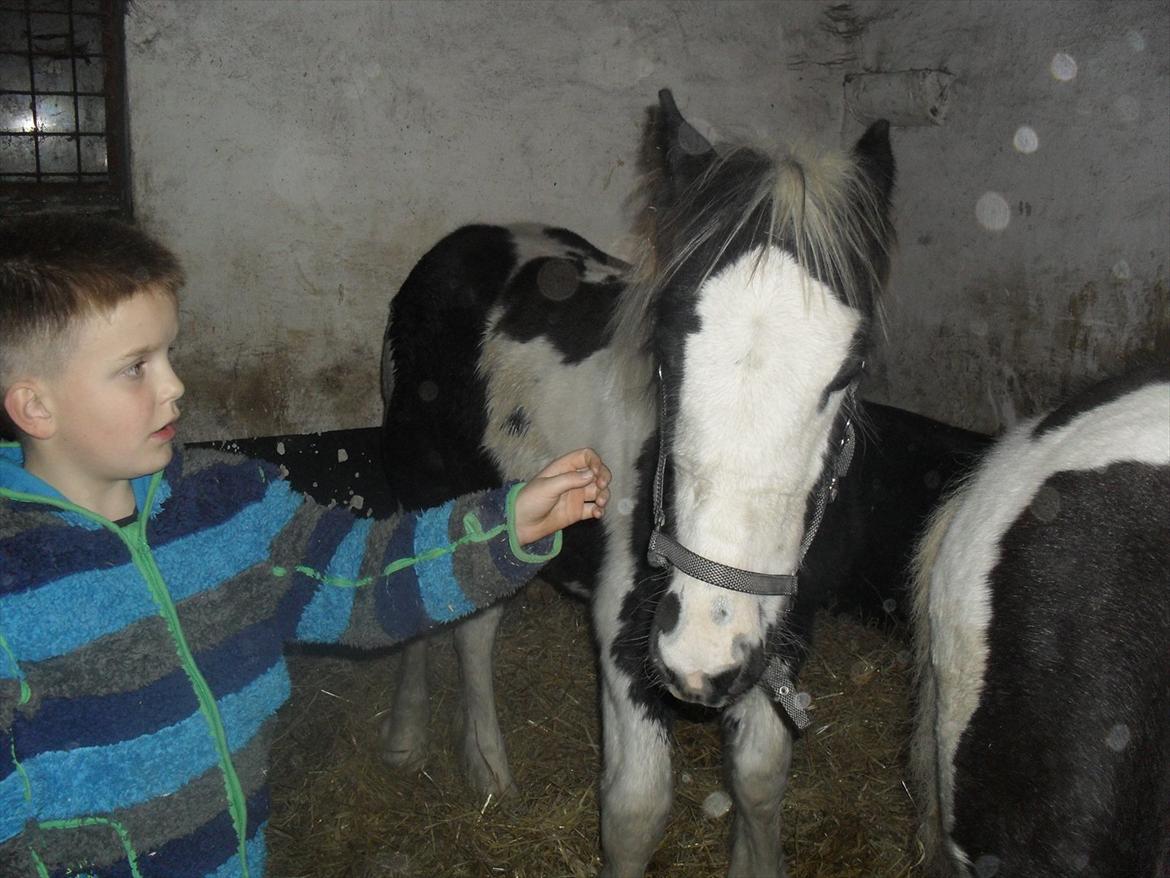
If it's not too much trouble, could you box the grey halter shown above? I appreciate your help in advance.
[644,365,858,730]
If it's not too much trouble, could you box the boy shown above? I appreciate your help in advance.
[0,213,610,877]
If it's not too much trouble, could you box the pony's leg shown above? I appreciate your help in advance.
[724,687,793,878]
[378,637,431,771]
[597,663,673,878]
[453,603,514,799]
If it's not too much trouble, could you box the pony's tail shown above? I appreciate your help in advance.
[909,482,970,878]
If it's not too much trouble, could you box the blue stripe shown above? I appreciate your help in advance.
[148,457,274,546]
[375,516,427,641]
[272,505,352,641]
[152,787,267,878]
[16,618,287,755]
[294,517,369,642]
[0,522,130,596]
[204,818,267,878]
[1,662,290,822]
[413,502,475,623]
[152,478,301,605]
[0,480,301,668]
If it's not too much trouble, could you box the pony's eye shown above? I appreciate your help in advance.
[826,357,865,395]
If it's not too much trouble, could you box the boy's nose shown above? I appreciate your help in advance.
[161,366,185,405]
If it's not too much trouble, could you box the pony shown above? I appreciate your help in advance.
[911,365,1170,877]
[378,90,896,877]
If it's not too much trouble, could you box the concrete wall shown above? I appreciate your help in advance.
[124,0,1169,441]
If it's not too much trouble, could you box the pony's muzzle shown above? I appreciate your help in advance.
[650,626,766,708]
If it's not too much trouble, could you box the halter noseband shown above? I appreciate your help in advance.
[644,364,858,730]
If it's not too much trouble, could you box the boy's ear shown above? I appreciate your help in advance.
[4,381,56,440]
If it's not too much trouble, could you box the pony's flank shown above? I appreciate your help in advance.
[610,140,892,362]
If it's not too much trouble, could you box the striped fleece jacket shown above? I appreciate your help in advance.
[0,443,560,877]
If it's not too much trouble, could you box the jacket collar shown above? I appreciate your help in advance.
[0,441,173,529]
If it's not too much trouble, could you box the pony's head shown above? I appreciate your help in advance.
[625,90,895,708]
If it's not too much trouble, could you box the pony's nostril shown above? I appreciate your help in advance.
[732,634,754,662]
[731,638,766,681]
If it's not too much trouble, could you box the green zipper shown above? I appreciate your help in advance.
[121,517,252,877]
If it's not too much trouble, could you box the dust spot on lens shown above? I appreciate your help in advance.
[537,259,579,302]
[1105,723,1131,752]
[1029,485,1061,522]
[1013,125,1039,154]
[1050,52,1077,81]
[976,192,1011,232]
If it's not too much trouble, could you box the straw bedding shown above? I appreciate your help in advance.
[266,578,923,878]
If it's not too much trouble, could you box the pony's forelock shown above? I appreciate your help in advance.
[609,137,893,366]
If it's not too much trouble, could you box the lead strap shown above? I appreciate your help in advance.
[758,658,813,731]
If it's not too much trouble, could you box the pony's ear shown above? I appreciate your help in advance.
[646,89,715,197]
[852,119,896,207]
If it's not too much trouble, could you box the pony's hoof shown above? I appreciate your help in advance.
[378,714,429,773]
[460,752,516,801]
[378,742,428,773]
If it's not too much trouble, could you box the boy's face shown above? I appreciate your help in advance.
[38,287,184,495]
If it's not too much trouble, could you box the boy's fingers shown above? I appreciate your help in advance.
[539,468,596,499]
[570,447,604,476]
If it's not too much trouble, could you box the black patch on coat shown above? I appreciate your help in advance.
[1032,363,1170,439]
[381,225,514,508]
[951,461,1170,877]
[655,591,680,635]
[609,435,674,728]
[495,253,625,365]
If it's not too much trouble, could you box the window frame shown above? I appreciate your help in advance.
[0,0,131,217]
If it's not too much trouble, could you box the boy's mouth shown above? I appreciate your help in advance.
[152,424,177,441]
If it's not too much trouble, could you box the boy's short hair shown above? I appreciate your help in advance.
[0,213,185,435]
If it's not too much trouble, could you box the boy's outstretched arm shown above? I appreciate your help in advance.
[278,446,614,648]
[513,447,611,546]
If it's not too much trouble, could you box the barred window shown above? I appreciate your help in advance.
[0,0,129,216]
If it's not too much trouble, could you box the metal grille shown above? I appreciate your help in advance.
[0,0,128,213]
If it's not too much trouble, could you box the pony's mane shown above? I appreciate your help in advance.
[610,136,893,363]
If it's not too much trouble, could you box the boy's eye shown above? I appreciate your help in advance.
[125,361,144,378]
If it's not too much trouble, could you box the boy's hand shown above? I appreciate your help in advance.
[514,448,611,546]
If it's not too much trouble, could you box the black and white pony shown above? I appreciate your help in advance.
[378,90,895,876]
[911,365,1170,878]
